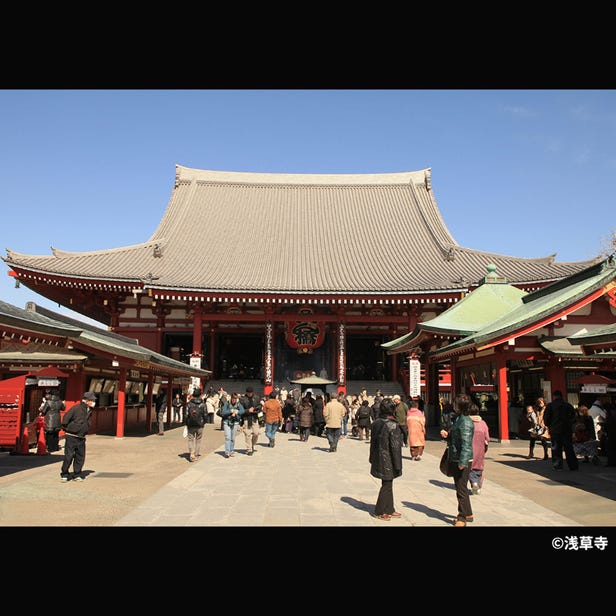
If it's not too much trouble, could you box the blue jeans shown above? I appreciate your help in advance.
[326,427,341,449]
[265,422,279,442]
[223,421,239,454]
[341,417,348,436]
[469,469,483,487]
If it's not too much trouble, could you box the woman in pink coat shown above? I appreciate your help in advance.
[469,403,490,494]
[406,400,426,460]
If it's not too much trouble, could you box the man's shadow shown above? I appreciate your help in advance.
[340,495,455,524]
[400,500,456,524]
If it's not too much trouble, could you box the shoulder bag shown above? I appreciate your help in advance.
[439,447,453,477]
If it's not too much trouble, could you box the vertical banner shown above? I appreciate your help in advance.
[409,357,421,398]
[264,321,273,387]
[190,354,202,393]
[338,322,345,386]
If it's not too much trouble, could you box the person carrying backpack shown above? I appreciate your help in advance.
[184,388,207,462]
[356,399,372,441]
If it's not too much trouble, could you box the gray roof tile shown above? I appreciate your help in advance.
[3,165,597,295]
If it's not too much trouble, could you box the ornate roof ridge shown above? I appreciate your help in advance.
[175,164,430,187]
[4,240,167,262]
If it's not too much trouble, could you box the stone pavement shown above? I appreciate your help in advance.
[2,420,616,536]
[116,426,616,529]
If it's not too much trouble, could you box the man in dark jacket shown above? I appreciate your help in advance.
[40,389,65,452]
[60,392,96,482]
[544,390,579,471]
[155,391,167,436]
[392,394,409,446]
[239,386,262,456]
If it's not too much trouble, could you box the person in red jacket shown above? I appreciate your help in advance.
[468,402,490,494]
[262,391,283,447]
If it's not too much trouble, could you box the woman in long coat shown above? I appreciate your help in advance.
[312,394,325,437]
[369,398,403,521]
[406,401,426,460]
[297,395,314,442]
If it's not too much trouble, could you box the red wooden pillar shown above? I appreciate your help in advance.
[450,356,457,398]
[192,304,203,356]
[390,326,398,381]
[496,351,509,441]
[544,357,567,402]
[209,328,216,378]
[116,367,127,439]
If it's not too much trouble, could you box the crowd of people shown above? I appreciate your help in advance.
[40,381,616,524]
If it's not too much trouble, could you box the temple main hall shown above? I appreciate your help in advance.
[3,165,597,417]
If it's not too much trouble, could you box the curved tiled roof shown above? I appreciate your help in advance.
[3,165,598,295]
[382,265,528,354]
[428,256,616,360]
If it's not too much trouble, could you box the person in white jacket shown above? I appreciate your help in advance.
[589,398,607,451]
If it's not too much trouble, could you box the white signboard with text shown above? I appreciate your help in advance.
[409,358,421,398]
[190,355,202,393]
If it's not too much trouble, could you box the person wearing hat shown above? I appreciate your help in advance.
[60,392,97,482]
[239,386,262,456]
[184,388,208,462]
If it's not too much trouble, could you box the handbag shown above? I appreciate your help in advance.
[529,425,545,438]
[439,447,453,477]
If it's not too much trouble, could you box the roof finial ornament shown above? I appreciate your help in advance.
[484,263,507,284]
[153,244,162,258]
[424,168,432,191]
[141,272,160,286]
[445,247,455,262]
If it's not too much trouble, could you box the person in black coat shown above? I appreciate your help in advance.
[356,399,372,441]
[544,390,579,471]
[281,397,296,433]
[603,403,616,467]
[155,391,167,435]
[312,394,325,437]
[39,389,65,452]
[60,392,96,482]
[369,398,403,520]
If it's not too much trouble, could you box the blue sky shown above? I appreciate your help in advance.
[0,89,614,325]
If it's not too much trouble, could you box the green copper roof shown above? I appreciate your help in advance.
[382,264,526,352]
[429,255,616,359]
